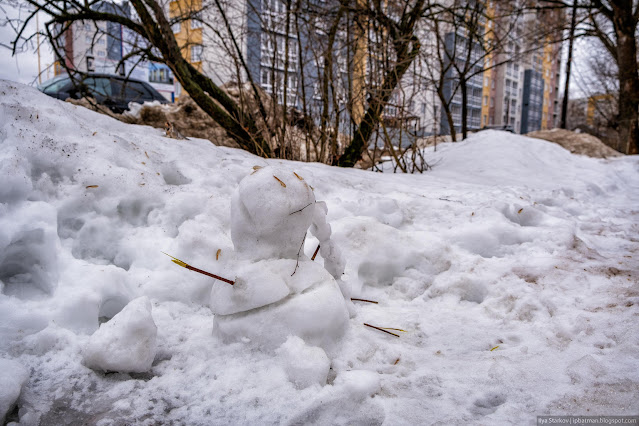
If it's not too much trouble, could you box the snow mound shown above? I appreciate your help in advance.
[83,297,157,373]
[1,81,638,424]
[0,359,29,423]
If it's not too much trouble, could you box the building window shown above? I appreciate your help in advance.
[483,95,488,106]
[191,45,203,62]
[172,21,181,33]
[261,69,270,86]
[86,56,95,72]
[97,50,106,57]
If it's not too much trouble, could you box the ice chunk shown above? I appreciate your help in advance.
[83,297,157,373]
[231,166,315,260]
[277,336,330,389]
[0,359,29,424]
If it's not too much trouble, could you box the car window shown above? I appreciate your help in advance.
[111,79,155,102]
[84,77,112,97]
[43,78,71,95]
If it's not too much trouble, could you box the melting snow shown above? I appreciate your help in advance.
[1,80,638,425]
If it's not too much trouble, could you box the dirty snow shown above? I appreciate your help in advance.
[1,80,638,425]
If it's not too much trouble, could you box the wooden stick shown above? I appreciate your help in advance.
[351,298,378,304]
[311,244,321,261]
[184,264,235,285]
[364,323,400,338]
[162,252,234,285]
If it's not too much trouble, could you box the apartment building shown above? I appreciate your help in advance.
[169,0,303,106]
[165,0,564,138]
[479,1,563,134]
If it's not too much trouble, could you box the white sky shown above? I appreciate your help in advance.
[0,2,55,85]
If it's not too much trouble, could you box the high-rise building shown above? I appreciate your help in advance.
[479,1,563,134]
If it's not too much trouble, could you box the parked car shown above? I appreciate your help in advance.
[479,124,515,133]
[38,73,169,113]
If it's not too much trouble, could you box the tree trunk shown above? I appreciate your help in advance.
[337,35,421,167]
[437,85,457,142]
[460,76,468,139]
[130,0,272,157]
[611,2,639,154]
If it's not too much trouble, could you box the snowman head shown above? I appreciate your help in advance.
[231,166,315,260]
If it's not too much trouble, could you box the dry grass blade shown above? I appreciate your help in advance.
[364,323,401,338]
[351,298,378,304]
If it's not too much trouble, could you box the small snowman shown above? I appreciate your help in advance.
[210,166,352,353]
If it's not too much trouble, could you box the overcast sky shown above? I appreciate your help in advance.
[0,2,55,85]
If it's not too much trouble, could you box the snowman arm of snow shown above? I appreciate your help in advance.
[163,252,235,285]
[309,201,345,279]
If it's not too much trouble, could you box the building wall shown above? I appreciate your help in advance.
[439,31,484,135]
[521,69,544,133]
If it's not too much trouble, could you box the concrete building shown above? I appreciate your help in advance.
[479,1,563,134]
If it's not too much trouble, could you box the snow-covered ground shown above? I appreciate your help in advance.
[1,80,638,425]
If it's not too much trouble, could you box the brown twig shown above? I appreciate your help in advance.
[162,252,234,285]
[185,264,235,285]
[351,298,378,304]
[289,201,315,215]
[364,323,400,338]
[291,232,307,276]
[311,244,321,261]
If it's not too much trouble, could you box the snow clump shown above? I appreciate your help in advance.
[83,297,157,373]
[0,359,29,424]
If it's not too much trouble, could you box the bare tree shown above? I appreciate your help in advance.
[581,0,639,154]
[8,0,440,168]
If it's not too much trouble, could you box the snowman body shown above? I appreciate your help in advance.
[211,167,349,352]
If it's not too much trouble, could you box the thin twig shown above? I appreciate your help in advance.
[162,252,234,285]
[289,201,315,215]
[291,232,307,276]
[351,298,378,304]
[311,244,321,261]
[364,323,400,338]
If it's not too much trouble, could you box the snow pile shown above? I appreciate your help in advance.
[1,80,638,424]
[83,297,157,373]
